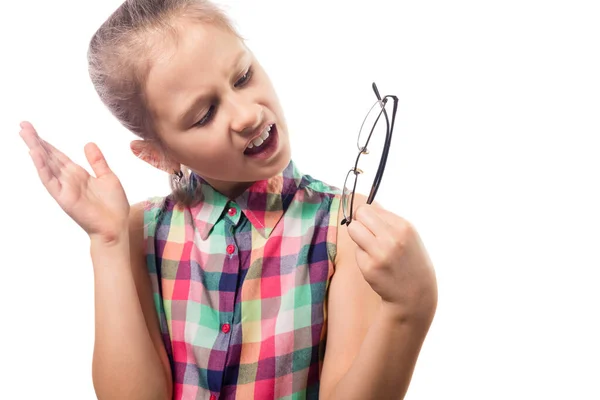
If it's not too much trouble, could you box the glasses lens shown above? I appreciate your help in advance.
[342,169,357,221]
[355,100,390,199]
[357,100,387,151]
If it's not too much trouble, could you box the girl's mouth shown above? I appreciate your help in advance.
[243,124,279,159]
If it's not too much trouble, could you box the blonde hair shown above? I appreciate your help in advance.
[87,0,241,205]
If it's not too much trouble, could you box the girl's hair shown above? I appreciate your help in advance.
[87,0,241,205]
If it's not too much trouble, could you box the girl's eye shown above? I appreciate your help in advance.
[234,67,253,88]
[194,67,253,128]
[195,105,215,127]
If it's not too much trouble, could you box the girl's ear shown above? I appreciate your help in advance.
[130,139,180,173]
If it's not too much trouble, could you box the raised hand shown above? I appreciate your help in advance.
[19,121,131,243]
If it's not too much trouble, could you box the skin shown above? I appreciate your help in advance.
[19,17,437,400]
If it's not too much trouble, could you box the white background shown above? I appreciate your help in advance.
[1,0,599,398]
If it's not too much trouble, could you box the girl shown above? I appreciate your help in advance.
[19,0,437,399]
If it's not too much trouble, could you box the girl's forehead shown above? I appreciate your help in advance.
[144,21,250,120]
[149,20,247,77]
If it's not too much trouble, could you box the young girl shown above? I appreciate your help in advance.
[19,0,437,399]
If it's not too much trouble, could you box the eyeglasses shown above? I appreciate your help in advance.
[341,82,398,226]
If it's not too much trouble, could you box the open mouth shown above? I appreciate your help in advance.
[243,124,278,159]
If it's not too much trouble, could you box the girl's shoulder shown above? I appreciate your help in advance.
[299,170,343,200]
[140,194,182,234]
[304,175,342,196]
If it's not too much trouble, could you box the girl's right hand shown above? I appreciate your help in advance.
[19,121,131,243]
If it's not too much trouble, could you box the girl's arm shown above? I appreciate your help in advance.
[18,123,172,399]
[319,195,436,400]
[91,203,172,400]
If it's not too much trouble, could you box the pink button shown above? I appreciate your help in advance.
[221,323,231,333]
[228,207,237,216]
[210,395,217,400]
[226,244,235,254]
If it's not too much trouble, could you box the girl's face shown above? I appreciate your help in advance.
[144,19,291,197]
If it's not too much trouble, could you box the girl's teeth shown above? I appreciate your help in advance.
[246,125,273,150]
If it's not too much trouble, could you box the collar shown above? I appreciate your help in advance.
[188,160,304,240]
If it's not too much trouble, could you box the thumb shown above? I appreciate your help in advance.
[84,142,112,178]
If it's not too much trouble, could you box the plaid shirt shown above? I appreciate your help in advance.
[144,161,341,400]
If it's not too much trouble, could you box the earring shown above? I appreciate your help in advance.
[173,169,183,182]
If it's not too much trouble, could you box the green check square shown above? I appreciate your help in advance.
[294,284,312,308]
[187,302,219,329]
[242,299,261,322]
[202,271,221,291]
[292,390,307,400]
[193,324,218,348]
[293,347,312,373]
[237,362,258,385]
[294,304,312,330]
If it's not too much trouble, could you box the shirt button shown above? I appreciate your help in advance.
[221,323,231,333]
[228,207,237,216]
[226,244,235,254]
[210,395,217,400]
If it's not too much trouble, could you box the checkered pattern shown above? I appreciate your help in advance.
[144,160,341,400]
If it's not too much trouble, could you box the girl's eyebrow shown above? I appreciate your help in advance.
[177,51,248,126]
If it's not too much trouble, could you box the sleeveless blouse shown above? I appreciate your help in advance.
[143,160,341,400]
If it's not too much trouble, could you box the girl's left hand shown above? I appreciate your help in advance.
[347,204,438,322]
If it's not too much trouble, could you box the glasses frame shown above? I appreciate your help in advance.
[341,82,398,226]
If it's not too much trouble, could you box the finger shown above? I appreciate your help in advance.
[354,204,393,239]
[19,121,44,151]
[29,149,62,198]
[19,123,65,177]
[19,122,67,163]
[40,139,73,167]
[354,247,373,275]
[18,122,57,162]
[85,142,112,178]
[370,207,413,238]
[347,218,378,253]
[371,206,403,222]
